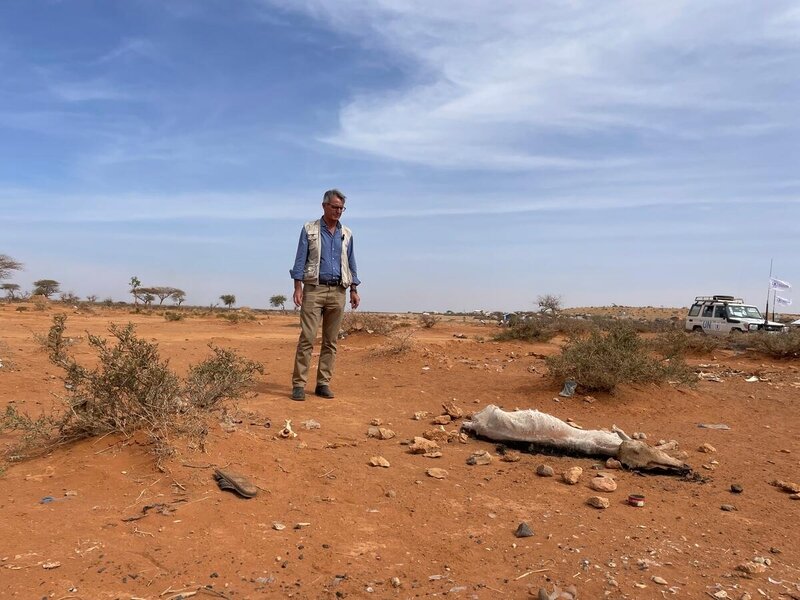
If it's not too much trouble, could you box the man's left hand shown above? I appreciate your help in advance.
[350,289,360,309]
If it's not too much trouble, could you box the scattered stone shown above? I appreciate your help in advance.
[457,432,469,444]
[422,428,450,442]
[293,522,311,529]
[561,466,583,485]
[409,437,440,454]
[589,474,617,492]
[367,426,396,440]
[466,450,492,466]
[651,576,668,585]
[432,415,452,425]
[302,419,321,430]
[514,522,534,538]
[385,490,396,498]
[369,456,390,468]
[771,479,800,494]
[791,493,800,500]
[42,561,61,569]
[370,418,383,426]
[698,423,730,430]
[453,333,467,339]
[413,411,429,420]
[500,450,521,463]
[272,522,286,531]
[442,400,463,419]
[730,483,743,494]
[423,451,442,458]
[64,490,78,497]
[426,468,448,480]
[605,458,622,470]
[537,585,578,600]
[712,591,728,599]
[699,443,717,453]
[391,577,401,588]
[632,432,647,440]
[587,496,610,509]
[536,464,554,477]
[720,504,737,512]
[736,561,767,575]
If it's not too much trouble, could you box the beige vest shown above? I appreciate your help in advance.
[302,219,353,287]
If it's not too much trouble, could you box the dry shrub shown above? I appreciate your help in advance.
[32,297,48,311]
[748,329,800,359]
[164,311,184,322]
[369,329,416,356]
[340,311,395,335]
[2,315,263,463]
[419,313,439,328]
[650,329,724,358]
[548,317,598,337]
[217,311,256,324]
[494,318,556,343]
[546,323,694,393]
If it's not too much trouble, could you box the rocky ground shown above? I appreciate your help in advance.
[0,303,798,599]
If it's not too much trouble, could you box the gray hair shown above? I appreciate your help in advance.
[322,189,346,205]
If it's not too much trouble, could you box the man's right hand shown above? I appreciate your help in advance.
[293,286,303,307]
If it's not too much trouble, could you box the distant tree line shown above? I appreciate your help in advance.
[3,254,294,312]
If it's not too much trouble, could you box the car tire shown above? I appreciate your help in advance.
[692,326,705,334]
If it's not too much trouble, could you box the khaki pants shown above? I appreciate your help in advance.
[292,283,346,388]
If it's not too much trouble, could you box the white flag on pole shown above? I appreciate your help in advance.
[775,295,792,306]
[770,277,791,290]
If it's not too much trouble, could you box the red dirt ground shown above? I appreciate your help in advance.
[1,304,798,599]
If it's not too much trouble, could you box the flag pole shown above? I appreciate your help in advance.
[765,258,773,326]
[772,289,776,322]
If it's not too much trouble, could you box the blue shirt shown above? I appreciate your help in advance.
[290,218,361,285]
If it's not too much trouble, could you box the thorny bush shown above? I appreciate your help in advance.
[340,311,396,335]
[1,315,263,463]
[748,329,800,359]
[546,323,694,393]
[493,317,557,343]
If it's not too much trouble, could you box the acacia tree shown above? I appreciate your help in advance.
[33,279,61,298]
[138,286,184,306]
[537,293,563,316]
[142,292,155,307]
[129,276,142,305]
[171,290,186,306]
[2,282,20,300]
[86,294,98,303]
[220,294,236,310]
[270,294,287,312]
[0,254,23,281]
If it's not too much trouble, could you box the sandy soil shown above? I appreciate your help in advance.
[1,304,799,599]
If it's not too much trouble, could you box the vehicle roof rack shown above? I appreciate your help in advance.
[694,295,744,303]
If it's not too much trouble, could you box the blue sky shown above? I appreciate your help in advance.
[1,0,799,312]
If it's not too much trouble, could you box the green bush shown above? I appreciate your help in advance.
[748,329,800,359]
[546,324,694,393]
[494,318,556,342]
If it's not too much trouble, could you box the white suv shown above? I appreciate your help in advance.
[685,295,787,334]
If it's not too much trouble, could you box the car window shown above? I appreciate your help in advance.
[702,305,714,317]
[714,305,727,318]
[688,304,701,316]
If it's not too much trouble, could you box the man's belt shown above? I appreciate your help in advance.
[318,278,341,286]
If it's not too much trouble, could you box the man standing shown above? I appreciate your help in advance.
[289,189,360,400]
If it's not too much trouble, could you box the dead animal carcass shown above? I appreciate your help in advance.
[462,405,689,473]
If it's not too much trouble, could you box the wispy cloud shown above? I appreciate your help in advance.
[261,0,800,171]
